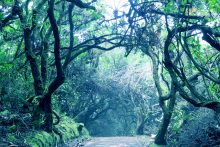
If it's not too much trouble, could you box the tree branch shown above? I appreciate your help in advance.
[47,0,65,95]
[66,0,96,10]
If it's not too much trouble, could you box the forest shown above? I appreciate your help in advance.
[0,0,220,146]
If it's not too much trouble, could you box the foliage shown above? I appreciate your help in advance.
[1,0,220,146]
[1,110,89,147]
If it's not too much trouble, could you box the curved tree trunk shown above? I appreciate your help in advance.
[153,20,177,145]
[154,92,176,145]
[135,105,152,135]
[141,46,176,145]
[154,113,171,144]
[135,112,145,135]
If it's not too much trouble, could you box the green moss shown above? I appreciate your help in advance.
[53,133,60,145]
[26,131,55,147]
[150,143,165,147]
[8,115,22,133]
[32,97,40,107]
[5,115,89,147]
[41,131,53,146]
[82,127,90,137]
[21,116,89,147]
[78,123,84,131]
[12,115,20,122]
[1,110,11,115]
[9,124,17,133]
[7,133,16,141]
[72,123,80,137]
[56,117,89,142]
[30,138,42,147]
[10,115,22,127]
[26,137,33,145]
[35,133,45,146]
[33,120,42,128]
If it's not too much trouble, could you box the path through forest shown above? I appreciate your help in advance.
[84,137,147,147]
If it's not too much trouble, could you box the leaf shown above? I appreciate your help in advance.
[168,5,174,10]
[168,1,173,5]
[211,88,215,91]
[92,12,98,18]
[211,0,217,4]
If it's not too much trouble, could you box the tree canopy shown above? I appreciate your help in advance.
[1,0,220,146]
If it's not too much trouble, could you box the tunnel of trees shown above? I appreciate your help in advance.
[0,0,220,146]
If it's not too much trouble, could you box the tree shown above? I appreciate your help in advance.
[1,0,220,145]
[0,0,126,133]
[125,0,220,145]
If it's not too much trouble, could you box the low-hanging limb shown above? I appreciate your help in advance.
[162,21,220,114]
[128,0,203,20]
[65,0,96,10]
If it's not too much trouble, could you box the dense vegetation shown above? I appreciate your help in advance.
[0,0,220,146]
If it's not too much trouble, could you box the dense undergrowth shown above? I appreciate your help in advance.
[139,102,220,147]
[0,110,89,147]
[1,0,220,146]
[166,108,220,147]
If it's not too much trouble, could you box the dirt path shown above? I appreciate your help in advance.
[84,137,143,147]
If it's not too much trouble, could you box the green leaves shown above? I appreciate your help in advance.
[91,10,102,20]
[0,63,12,70]
[161,7,167,14]
[210,83,219,93]
[182,0,186,5]
[161,1,178,14]
[167,1,174,10]
[206,0,220,13]
[92,11,97,18]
